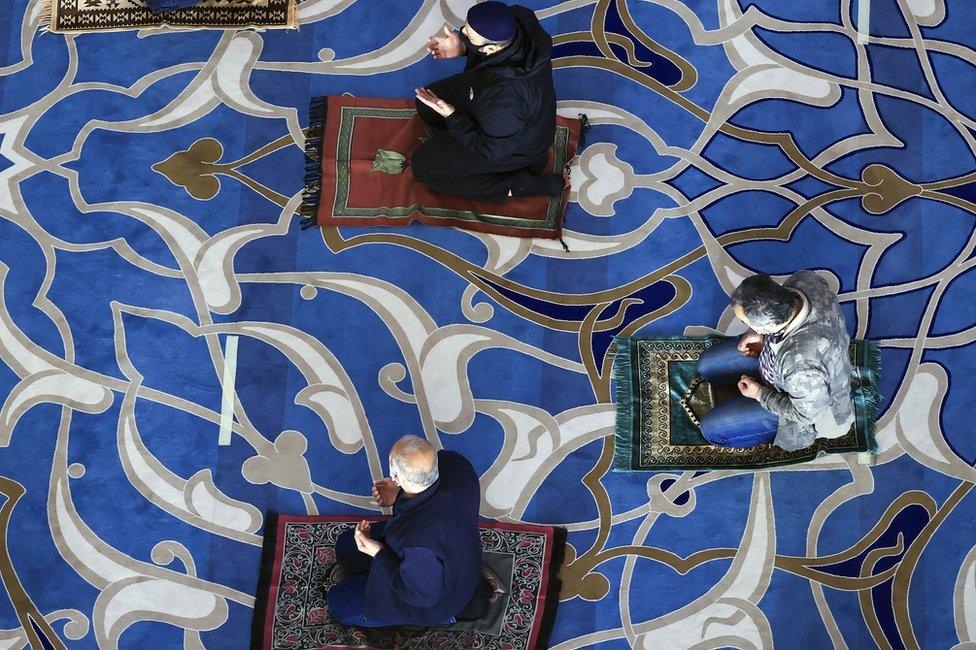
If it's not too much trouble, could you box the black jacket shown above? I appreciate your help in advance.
[445,6,557,165]
[365,451,482,626]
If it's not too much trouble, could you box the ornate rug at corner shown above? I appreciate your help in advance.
[252,514,566,650]
[300,95,582,240]
[611,336,880,471]
[43,0,297,33]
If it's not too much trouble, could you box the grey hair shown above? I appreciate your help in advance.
[730,274,795,326]
[390,435,439,489]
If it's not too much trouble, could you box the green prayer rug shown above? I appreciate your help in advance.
[611,336,880,471]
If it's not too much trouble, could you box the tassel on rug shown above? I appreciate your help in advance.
[855,339,882,453]
[299,96,328,230]
[611,336,635,471]
[37,0,53,33]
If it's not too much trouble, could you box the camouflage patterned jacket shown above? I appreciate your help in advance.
[757,271,854,451]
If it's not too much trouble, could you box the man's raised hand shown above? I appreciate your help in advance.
[353,520,383,557]
[427,25,464,59]
[415,87,455,118]
[371,477,399,508]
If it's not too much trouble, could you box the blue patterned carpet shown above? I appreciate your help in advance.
[0,0,974,648]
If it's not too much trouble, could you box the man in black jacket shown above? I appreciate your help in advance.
[411,2,565,201]
[327,436,483,627]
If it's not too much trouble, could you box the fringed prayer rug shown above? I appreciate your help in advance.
[300,95,583,240]
[612,336,880,471]
[41,0,297,33]
[252,514,566,650]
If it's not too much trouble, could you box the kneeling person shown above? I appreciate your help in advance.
[696,271,854,451]
[412,2,565,201]
[327,436,482,627]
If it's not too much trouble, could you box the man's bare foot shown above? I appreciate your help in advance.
[562,164,571,190]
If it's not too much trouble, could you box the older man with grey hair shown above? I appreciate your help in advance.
[695,271,854,450]
[327,436,483,628]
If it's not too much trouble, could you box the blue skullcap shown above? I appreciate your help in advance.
[466,2,516,42]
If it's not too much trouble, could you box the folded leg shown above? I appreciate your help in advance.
[334,521,387,575]
[696,338,761,385]
[327,571,455,628]
[411,132,549,201]
[327,574,401,627]
[699,395,778,448]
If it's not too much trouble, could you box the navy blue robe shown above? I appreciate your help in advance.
[364,450,482,626]
[410,6,558,199]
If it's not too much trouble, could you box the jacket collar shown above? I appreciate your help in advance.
[394,478,441,516]
[780,288,810,340]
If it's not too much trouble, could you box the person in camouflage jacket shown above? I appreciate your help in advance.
[730,271,855,451]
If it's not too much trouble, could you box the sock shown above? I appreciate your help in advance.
[510,171,564,197]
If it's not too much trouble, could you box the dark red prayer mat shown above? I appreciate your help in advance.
[252,514,566,650]
[300,95,582,240]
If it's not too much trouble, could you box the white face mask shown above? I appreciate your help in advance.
[751,323,781,335]
[457,25,505,57]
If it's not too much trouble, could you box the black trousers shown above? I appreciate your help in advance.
[412,74,547,201]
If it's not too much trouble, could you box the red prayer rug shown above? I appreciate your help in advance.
[252,514,566,650]
[300,95,583,240]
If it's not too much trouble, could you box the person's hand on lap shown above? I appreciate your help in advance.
[371,477,399,508]
[427,26,464,59]
[415,87,455,117]
[738,330,764,357]
[353,520,384,557]
[738,375,762,399]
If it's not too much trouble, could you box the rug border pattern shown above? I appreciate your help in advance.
[617,336,874,471]
[49,0,296,32]
[328,104,569,231]
[252,514,565,650]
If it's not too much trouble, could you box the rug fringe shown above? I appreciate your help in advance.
[286,0,298,29]
[855,339,882,453]
[611,336,634,471]
[535,526,568,650]
[37,0,53,32]
[250,511,280,650]
[299,95,327,227]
